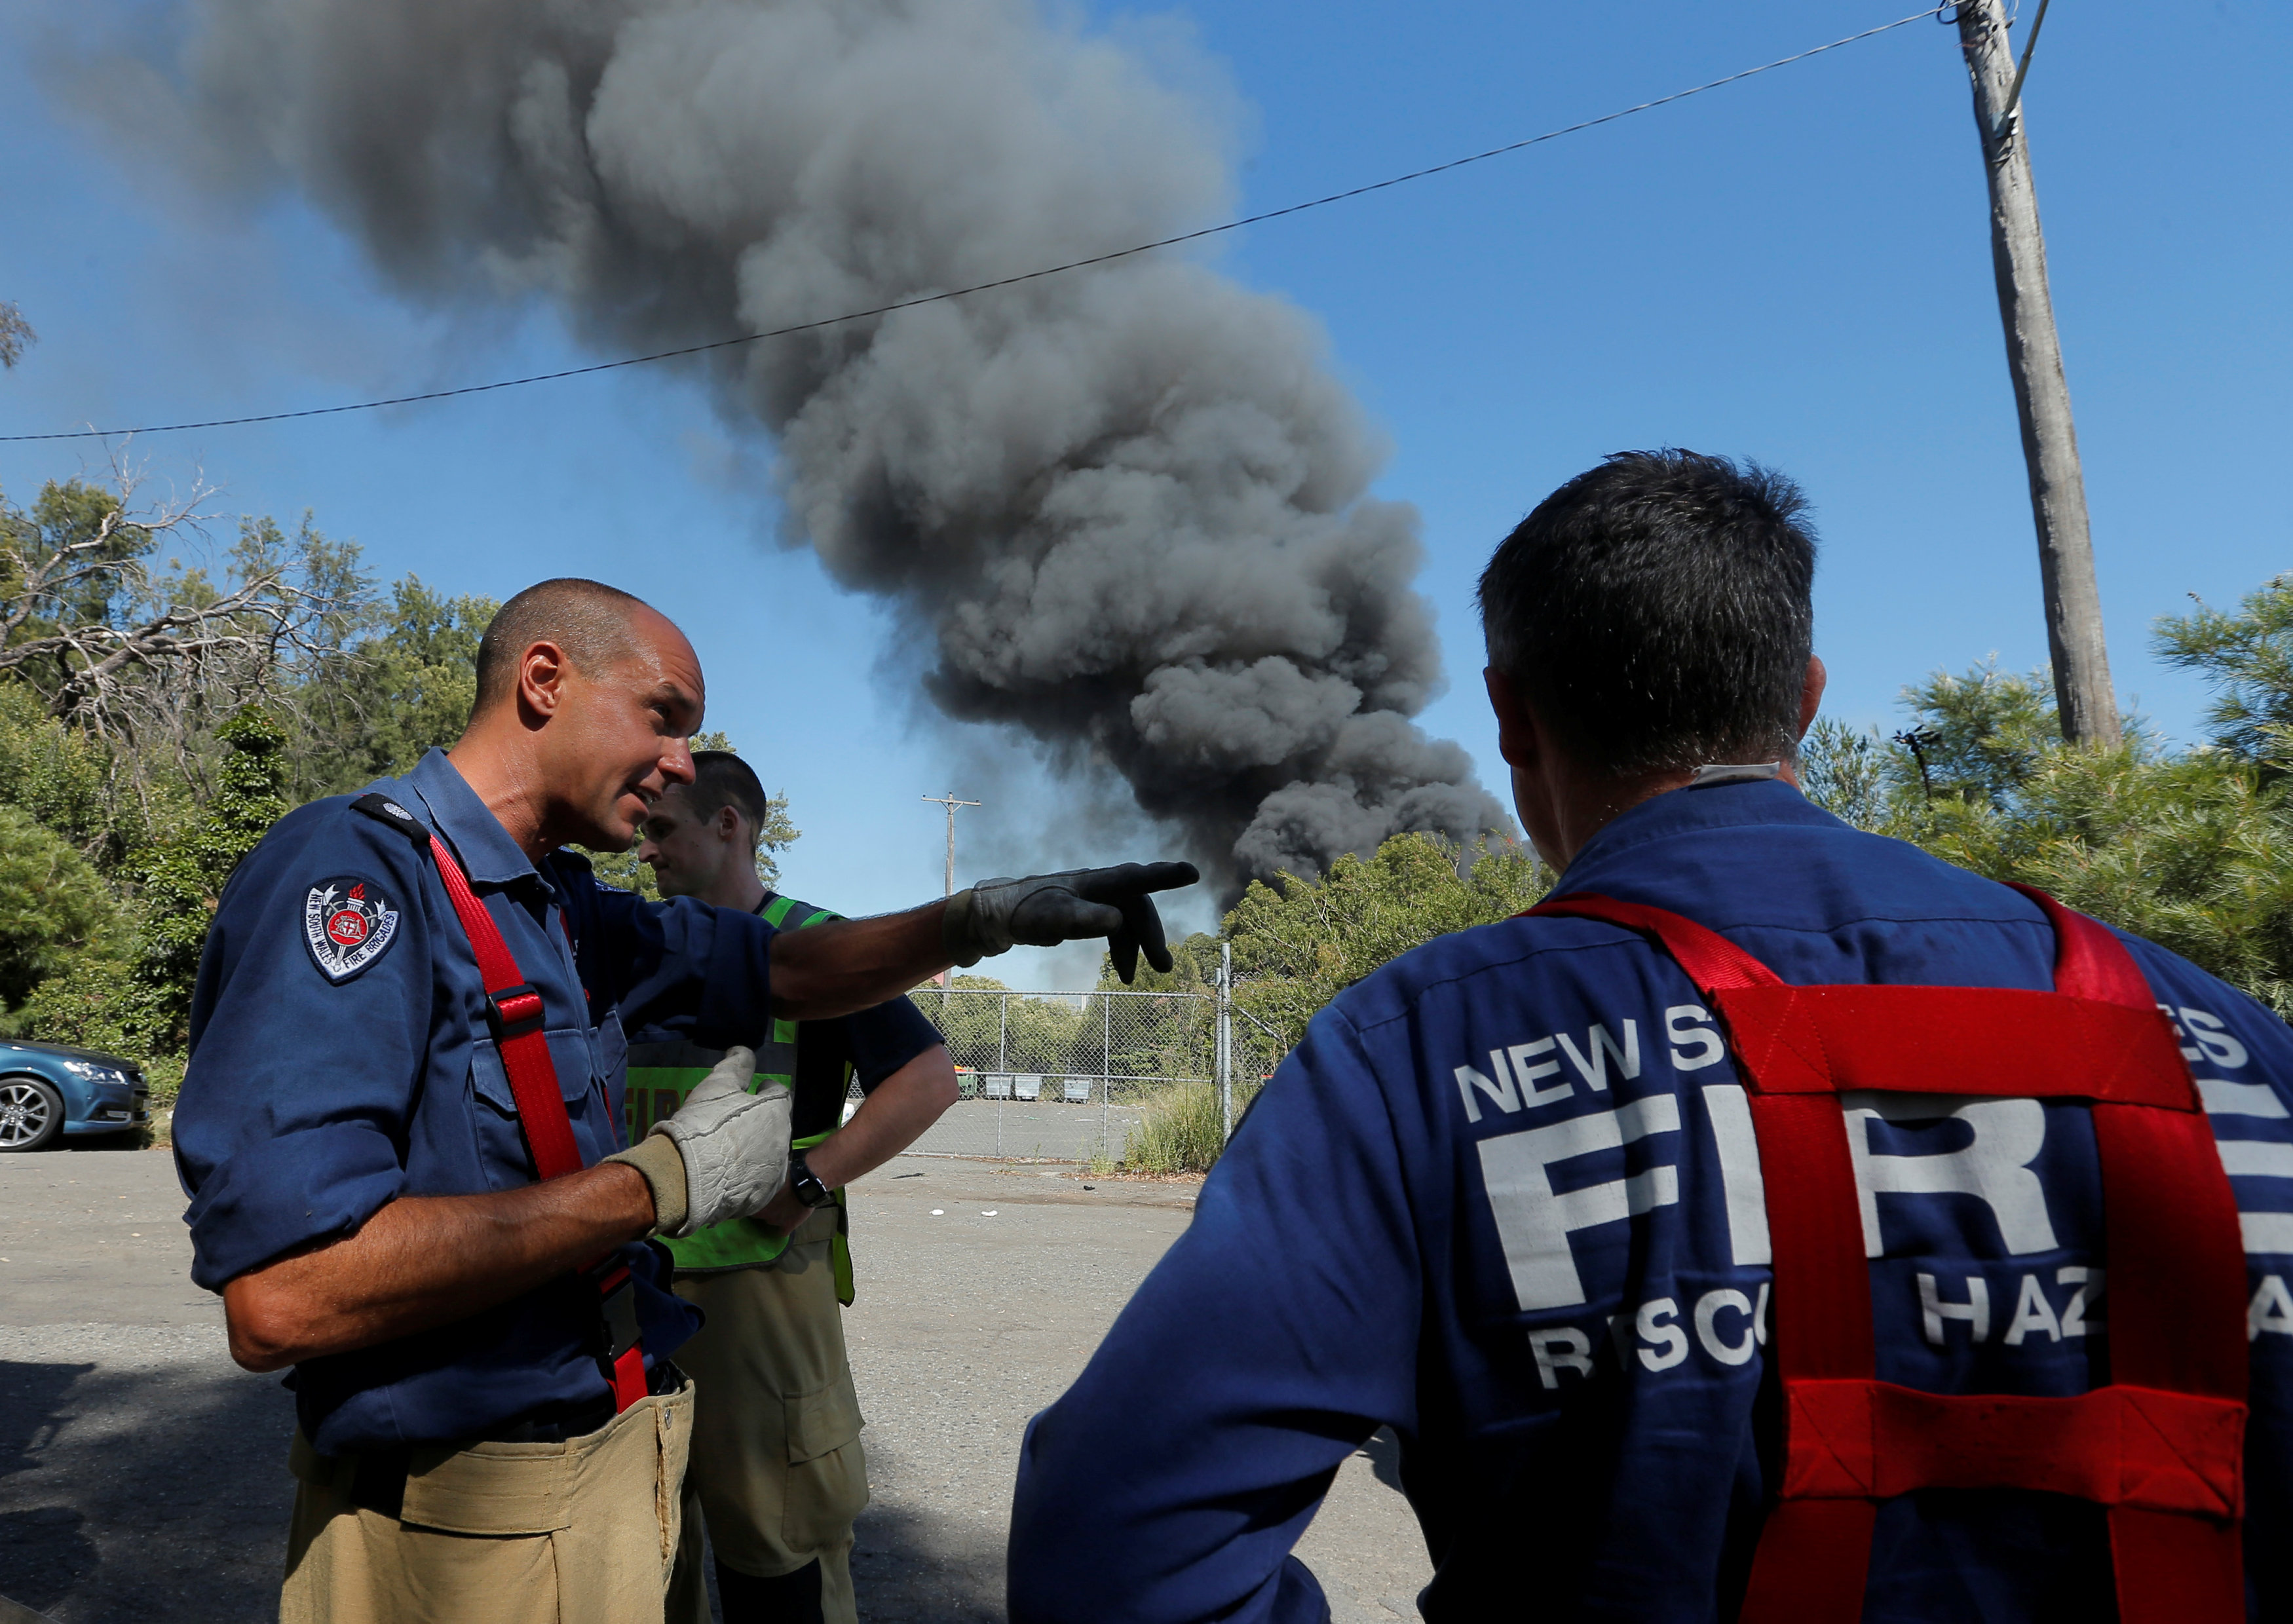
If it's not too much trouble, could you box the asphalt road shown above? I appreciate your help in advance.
[0,1145,1430,1623]
[900,1099,1143,1163]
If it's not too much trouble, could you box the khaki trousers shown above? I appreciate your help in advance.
[280,1380,693,1624]
[665,1208,868,1624]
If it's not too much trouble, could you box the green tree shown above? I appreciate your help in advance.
[1222,833,1551,1049]
[2157,574,2293,766]
[0,805,125,1013]
[22,705,290,1075]
[1797,595,2293,1017]
[292,575,495,799]
[0,683,142,861]
[908,974,1016,1075]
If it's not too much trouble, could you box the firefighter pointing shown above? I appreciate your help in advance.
[173,578,1194,1624]
[1008,452,2293,1621]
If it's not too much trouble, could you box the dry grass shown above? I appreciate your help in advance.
[1117,1081,1227,1175]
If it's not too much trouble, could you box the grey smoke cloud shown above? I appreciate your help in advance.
[115,0,1509,889]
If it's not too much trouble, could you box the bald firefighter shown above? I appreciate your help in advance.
[174,577,1194,1624]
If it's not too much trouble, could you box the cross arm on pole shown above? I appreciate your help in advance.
[920,792,982,897]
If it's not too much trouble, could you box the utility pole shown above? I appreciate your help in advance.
[921,792,981,897]
[921,792,979,988]
[1217,940,1234,1143]
[1954,0,2119,746]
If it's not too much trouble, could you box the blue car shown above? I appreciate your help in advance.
[0,1040,151,1152]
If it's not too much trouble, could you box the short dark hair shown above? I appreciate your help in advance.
[683,750,770,856]
[1477,450,1817,776]
[472,578,653,716]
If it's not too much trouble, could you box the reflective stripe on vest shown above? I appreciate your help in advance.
[1525,886,2249,1624]
[632,892,847,1276]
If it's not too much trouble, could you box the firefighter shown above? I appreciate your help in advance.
[174,577,1193,1624]
[1008,452,2293,1622]
[624,749,960,1623]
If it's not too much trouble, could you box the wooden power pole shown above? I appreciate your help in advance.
[922,791,981,897]
[921,792,979,988]
[1954,0,2119,746]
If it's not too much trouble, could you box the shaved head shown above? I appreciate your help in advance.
[472,578,651,718]
[449,575,706,858]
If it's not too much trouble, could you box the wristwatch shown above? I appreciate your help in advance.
[788,1148,836,1210]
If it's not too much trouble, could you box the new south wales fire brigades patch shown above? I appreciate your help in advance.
[303,875,401,983]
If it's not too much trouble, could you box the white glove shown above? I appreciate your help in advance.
[653,1047,791,1237]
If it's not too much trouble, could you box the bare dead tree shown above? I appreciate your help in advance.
[0,447,367,794]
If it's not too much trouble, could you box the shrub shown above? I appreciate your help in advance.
[1122,1081,1228,1175]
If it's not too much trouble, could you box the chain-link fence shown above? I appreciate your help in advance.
[894,983,1288,1163]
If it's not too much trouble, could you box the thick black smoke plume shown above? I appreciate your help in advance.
[117,0,1509,888]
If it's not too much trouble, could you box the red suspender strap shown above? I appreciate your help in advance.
[426,838,582,1181]
[423,833,649,1415]
[1523,889,2248,1623]
[1527,896,1883,1614]
[2005,886,2251,1620]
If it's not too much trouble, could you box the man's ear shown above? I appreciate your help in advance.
[1796,654,1829,741]
[1485,668,1540,770]
[516,640,572,725]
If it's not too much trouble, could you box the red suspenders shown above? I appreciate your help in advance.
[1525,887,2249,1623]
[421,826,650,1416]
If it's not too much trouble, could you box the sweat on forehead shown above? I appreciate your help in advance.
[472,578,665,710]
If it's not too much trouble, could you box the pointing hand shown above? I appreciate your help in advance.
[944,862,1200,983]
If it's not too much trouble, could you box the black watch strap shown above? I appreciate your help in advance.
[789,1148,835,1209]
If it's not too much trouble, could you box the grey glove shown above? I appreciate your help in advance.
[651,1047,792,1237]
[943,861,1200,983]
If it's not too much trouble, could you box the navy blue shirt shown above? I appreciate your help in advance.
[177,749,781,1454]
[1008,780,2293,1622]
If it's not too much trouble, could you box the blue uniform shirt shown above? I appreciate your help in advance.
[177,749,780,1455]
[1008,780,2293,1622]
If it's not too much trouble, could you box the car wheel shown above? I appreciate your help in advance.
[0,1077,64,1152]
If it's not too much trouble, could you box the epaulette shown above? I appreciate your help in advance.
[351,793,432,846]
[553,848,595,875]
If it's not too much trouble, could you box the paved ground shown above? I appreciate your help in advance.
[901,1099,1143,1163]
[0,1144,1429,1622]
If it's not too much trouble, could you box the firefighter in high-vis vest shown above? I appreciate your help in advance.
[628,751,958,1624]
[1009,453,2293,1623]
[171,578,1192,1624]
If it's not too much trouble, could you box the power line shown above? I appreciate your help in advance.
[3,3,1953,445]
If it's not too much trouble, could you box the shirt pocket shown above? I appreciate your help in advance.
[595,1009,630,1144]
[468,1028,607,1190]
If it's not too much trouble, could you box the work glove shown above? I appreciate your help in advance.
[943,861,1200,983]
[649,1047,792,1237]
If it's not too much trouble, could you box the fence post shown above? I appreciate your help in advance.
[1217,942,1234,1142]
[996,991,1007,1160]
[1100,992,1112,1163]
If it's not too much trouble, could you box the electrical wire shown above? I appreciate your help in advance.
[2,2,1954,445]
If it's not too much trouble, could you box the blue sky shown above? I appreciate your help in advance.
[2,1,2286,983]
